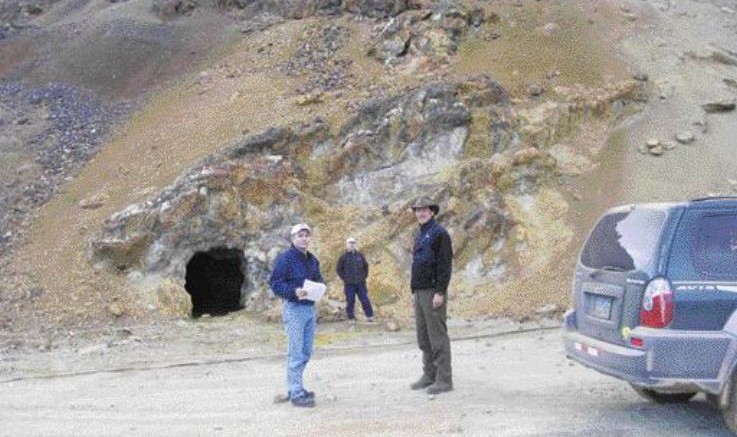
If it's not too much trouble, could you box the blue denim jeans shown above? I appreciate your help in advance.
[282,301,316,397]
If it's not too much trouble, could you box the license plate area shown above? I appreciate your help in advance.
[589,294,613,320]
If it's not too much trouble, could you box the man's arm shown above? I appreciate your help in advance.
[315,260,325,284]
[269,255,298,301]
[360,252,369,279]
[434,231,453,295]
[336,253,345,281]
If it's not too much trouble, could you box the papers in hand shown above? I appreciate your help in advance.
[301,280,326,302]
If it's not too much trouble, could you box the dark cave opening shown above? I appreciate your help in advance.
[184,247,245,317]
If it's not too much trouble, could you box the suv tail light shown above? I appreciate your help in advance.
[640,277,674,328]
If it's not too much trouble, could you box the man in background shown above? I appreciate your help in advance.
[336,236,374,325]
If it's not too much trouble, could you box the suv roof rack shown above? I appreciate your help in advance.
[691,195,737,202]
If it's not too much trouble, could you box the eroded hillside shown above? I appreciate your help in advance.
[0,0,651,338]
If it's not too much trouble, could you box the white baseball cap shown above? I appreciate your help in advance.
[346,237,356,243]
[290,223,311,236]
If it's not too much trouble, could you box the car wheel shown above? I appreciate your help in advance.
[630,385,697,403]
[722,374,737,434]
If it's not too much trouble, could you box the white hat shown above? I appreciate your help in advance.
[346,237,356,243]
[290,223,311,236]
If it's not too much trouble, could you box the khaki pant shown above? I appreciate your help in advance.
[413,288,452,385]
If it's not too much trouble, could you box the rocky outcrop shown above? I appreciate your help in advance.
[91,135,315,273]
[322,77,511,206]
[90,73,643,321]
[90,77,518,318]
[367,2,488,64]
[209,0,413,21]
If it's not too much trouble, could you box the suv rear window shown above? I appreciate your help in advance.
[580,208,667,271]
[668,211,737,281]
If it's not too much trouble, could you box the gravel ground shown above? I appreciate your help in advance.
[1,325,732,437]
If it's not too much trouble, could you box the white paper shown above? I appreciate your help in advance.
[302,279,326,302]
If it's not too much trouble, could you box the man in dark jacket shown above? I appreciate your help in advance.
[336,237,374,325]
[269,223,325,408]
[409,196,454,395]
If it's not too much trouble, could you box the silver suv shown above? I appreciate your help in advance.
[563,197,737,433]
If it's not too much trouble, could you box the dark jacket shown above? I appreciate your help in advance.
[411,218,453,294]
[269,245,324,305]
[336,250,369,285]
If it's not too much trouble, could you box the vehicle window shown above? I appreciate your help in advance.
[580,208,667,271]
[693,214,737,280]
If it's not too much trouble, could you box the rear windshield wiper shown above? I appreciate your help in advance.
[589,265,626,278]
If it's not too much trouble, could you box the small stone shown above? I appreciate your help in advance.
[535,304,559,316]
[527,84,544,97]
[623,12,638,21]
[79,193,109,209]
[648,145,664,156]
[109,303,124,317]
[633,72,649,82]
[662,141,676,150]
[540,22,560,35]
[702,100,736,113]
[675,131,695,144]
[296,93,324,106]
[646,138,659,148]
[385,320,400,332]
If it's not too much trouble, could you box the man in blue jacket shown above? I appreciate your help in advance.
[269,223,325,408]
[408,196,454,395]
[336,236,374,325]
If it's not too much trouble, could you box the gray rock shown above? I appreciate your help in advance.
[675,131,695,144]
[702,100,736,113]
[633,72,649,82]
[527,84,544,97]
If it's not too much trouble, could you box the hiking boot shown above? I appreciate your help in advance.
[410,376,434,390]
[348,319,356,326]
[276,390,314,404]
[291,394,316,408]
[426,382,453,395]
[366,316,375,323]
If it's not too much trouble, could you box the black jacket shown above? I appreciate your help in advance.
[411,219,453,294]
[336,250,369,285]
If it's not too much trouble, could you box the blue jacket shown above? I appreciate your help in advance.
[269,245,325,305]
[336,250,369,285]
[411,218,453,294]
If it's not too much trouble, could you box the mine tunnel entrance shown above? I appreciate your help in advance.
[185,247,245,317]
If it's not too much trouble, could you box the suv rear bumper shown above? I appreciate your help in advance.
[563,311,734,394]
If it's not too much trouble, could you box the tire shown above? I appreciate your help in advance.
[630,385,697,403]
[722,373,737,434]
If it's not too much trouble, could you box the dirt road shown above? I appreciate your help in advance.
[1,325,731,437]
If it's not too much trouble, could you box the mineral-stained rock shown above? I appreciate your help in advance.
[156,280,193,318]
[90,74,643,320]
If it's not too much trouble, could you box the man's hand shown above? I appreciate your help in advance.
[432,293,444,309]
[296,288,308,299]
